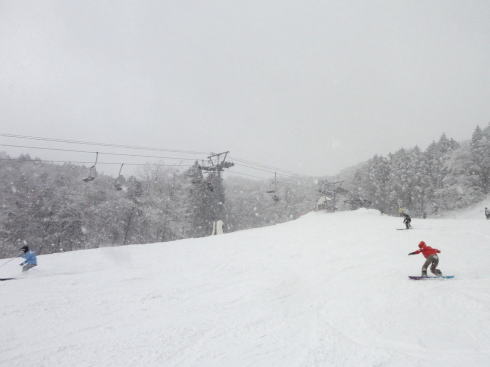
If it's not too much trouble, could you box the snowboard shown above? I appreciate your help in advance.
[409,275,454,280]
[0,278,15,281]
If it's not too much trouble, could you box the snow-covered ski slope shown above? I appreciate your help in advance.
[1,209,490,367]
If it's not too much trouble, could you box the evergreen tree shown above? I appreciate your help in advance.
[425,134,460,213]
[470,125,490,194]
[408,147,430,216]
[437,143,484,209]
[206,172,226,223]
[367,155,391,213]
[387,149,412,211]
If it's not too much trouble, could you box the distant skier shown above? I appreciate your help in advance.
[402,213,412,229]
[485,207,490,220]
[408,241,442,277]
[19,246,37,272]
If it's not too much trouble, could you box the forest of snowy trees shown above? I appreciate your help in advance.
[0,124,488,258]
[340,124,489,216]
[0,155,317,258]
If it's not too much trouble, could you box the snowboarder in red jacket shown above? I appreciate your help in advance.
[409,241,442,277]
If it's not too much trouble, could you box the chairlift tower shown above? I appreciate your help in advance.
[199,151,234,177]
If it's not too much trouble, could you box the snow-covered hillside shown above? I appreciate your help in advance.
[442,195,490,219]
[1,209,490,367]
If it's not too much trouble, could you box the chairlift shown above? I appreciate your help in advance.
[266,172,280,202]
[82,152,98,182]
[265,172,278,193]
[114,163,125,191]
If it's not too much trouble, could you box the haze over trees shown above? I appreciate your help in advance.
[340,124,489,216]
[0,153,317,257]
[0,124,488,258]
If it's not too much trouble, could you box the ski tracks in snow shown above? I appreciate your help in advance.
[1,209,490,366]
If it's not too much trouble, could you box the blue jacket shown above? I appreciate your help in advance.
[21,251,37,265]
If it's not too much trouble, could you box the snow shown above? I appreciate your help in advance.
[1,209,490,367]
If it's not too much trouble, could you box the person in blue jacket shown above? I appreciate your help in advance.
[19,245,37,272]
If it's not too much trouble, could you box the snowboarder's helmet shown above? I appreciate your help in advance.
[418,241,426,248]
[20,245,29,253]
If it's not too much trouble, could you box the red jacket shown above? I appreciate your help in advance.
[412,246,440,258]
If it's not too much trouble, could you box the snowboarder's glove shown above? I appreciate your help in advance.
[408,252,416,255]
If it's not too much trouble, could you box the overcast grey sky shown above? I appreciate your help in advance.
[0,0,489,177]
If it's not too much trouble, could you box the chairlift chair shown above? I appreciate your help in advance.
[82,152,98,182]
[266,172,280,202]
[114,163,125,191]
[266,172,278,193]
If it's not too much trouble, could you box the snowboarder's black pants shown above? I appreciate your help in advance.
[422,255,441,276]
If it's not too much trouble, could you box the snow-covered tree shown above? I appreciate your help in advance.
[470,125,490,194]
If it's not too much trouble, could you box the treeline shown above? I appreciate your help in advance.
[2,124,487,258]
[340,125,489,216]
[0,155,317,258]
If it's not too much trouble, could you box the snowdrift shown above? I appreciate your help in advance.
[1,209,490,367]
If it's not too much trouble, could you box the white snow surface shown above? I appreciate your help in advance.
[1,209,490,367]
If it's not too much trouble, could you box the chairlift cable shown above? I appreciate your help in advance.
[0,157,192,167]
[0,143,200,161]
[230,156,301,177]
[0,133,208,155]
[232,162,298,179]
[0,133,307,177]
[222,170,264,180]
